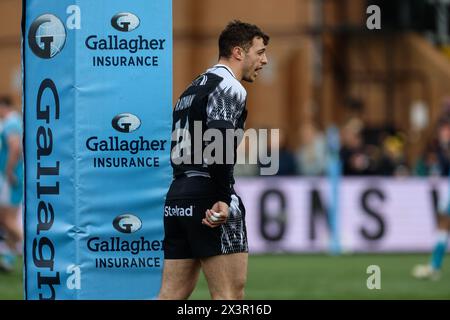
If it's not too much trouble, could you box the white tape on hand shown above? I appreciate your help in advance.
[210,211,221,222]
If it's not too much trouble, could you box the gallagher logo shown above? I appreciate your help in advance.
[28,14,66,59]
[111,13,140,32]
[113,214,142,234]
[112,113,141,133]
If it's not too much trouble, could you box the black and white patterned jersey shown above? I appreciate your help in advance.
[168,64,247,201]
[205,65,247,129]
[171,64,247,177]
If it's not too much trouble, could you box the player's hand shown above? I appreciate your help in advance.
[202,201,229,228]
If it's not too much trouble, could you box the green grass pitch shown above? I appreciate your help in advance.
[1,254,449,300]
[191,254,450,300]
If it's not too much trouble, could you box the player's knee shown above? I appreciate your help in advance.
[211,289,244,300]
[158,280,197,300]
[231,280,246,300]
[210,279,246,300]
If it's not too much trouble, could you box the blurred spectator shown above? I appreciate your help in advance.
[276,130,297,176]
[339,117,372,175]
[378,134,409,176]
[296,123,326,176]
[257,128,297,176]
[414,98,450,176]
[414,146,441,176]
[434,117,450,176]
[234,135,259,177]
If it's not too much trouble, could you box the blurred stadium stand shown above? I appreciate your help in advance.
[1,0,450,172]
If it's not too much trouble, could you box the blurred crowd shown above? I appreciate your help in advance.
[235,98,450,178]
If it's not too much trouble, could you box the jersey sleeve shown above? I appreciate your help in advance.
[205,83,246,205]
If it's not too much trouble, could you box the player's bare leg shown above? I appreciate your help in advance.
[412,215,450,280]
[201,252,248,300]
[158,259,201,299]
[439,215,450,230]
[0,206,22,271]
[0,206,22,252]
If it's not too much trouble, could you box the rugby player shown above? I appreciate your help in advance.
[413,198,449,280]
[158,20,269,299]
[0,96,23,272]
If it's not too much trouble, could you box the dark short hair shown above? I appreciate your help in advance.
[0,95,12,108]
[219,20,269,58]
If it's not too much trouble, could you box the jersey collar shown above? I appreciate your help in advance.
[213,64,237,79]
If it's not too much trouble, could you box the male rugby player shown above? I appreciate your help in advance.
[413,117,450,280]
[158,21,269,300]
[412,200,450,281]
[0,96,23,272]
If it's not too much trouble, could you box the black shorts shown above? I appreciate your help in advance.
[163,194,248,259]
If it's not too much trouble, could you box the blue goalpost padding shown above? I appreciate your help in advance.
[22,0,172,299]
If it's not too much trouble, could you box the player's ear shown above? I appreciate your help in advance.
[232,46,245,61]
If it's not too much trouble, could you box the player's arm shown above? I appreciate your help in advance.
[6,133,21,186]
[203,124,233,228]
[207,123,234,204]
[203,85,243,227]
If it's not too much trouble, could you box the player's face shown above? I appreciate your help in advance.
[242,37,268,83]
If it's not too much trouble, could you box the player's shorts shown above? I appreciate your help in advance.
[0,174,23,207]
[163,193,248,259]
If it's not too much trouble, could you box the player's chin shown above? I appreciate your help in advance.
[243,75,256,83]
